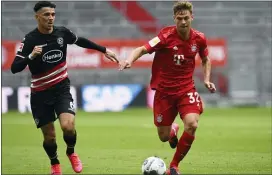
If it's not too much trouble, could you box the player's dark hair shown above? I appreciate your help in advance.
[173,1,193,15]
[34,1,56,12]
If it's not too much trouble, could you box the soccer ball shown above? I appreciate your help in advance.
[141,156,167,175]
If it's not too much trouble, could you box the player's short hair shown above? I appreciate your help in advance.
[33,1,56,12]
[173,1,193,15]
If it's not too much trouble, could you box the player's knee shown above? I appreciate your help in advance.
[157,129,170,142]
[159,134,170,142]
[43,130,56,142]
[41,122,56,141]
[185,121,198,134]
[61,120,75,134]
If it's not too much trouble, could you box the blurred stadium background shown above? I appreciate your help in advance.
[1,1,271,174]
[2,1,272,110]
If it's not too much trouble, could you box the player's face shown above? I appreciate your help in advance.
[173,10,193,34]
[36,7,55,31]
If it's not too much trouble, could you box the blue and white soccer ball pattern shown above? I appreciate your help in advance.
[142,156,167,175]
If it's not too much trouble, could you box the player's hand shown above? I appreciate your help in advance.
[104,49,119,63]
[204,81,216,93]
[119,60,132,71]
[30,46,43,59]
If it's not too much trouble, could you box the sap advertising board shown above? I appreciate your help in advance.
[2,84,145,113]
[82,84,142,112]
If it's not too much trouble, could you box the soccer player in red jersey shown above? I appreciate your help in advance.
[119,1,216,174]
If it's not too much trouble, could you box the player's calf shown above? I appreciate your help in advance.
[169,114,198,169]
[60,113,77,155]
[63,130,77,155]
[41,123,60,166]
[43,140,60,165]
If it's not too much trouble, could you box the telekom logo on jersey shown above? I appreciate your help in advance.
[173,54,185,65]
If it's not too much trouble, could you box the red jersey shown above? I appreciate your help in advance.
[144,26,209,95]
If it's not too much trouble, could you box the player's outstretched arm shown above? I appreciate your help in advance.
[75,37,119,63]
[201,56,216,93]
[119,46,148,70]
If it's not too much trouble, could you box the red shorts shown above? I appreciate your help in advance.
[153,88,204,127]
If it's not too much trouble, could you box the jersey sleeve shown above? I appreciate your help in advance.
[11,36,33,73]
[198,34,209,58]
[144,32,166,54]
[63,27,78,44]
[16,36,33,58]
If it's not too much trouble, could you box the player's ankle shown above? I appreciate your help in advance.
[66,149,74,156]
[51,159,60,165]
[170,161,178,168]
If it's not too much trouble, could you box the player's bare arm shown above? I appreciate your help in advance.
[74,37,119,63]
[119,46,148,70]
[201,56,216,93]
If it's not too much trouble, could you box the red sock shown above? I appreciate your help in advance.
[170,131,195,167]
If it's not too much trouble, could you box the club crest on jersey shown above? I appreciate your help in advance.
[156,114,163,123]
[191,44,197,52]
[57,37,64,47]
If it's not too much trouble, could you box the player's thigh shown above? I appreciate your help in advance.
[178,88,204,120]
[153,90,178,127]
[54,88,76,129]
[30,92,56,128]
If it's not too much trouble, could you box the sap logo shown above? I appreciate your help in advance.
[42,50,63,63]
[82,85,142,112]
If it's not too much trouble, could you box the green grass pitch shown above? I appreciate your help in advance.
[2,107,271,174]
